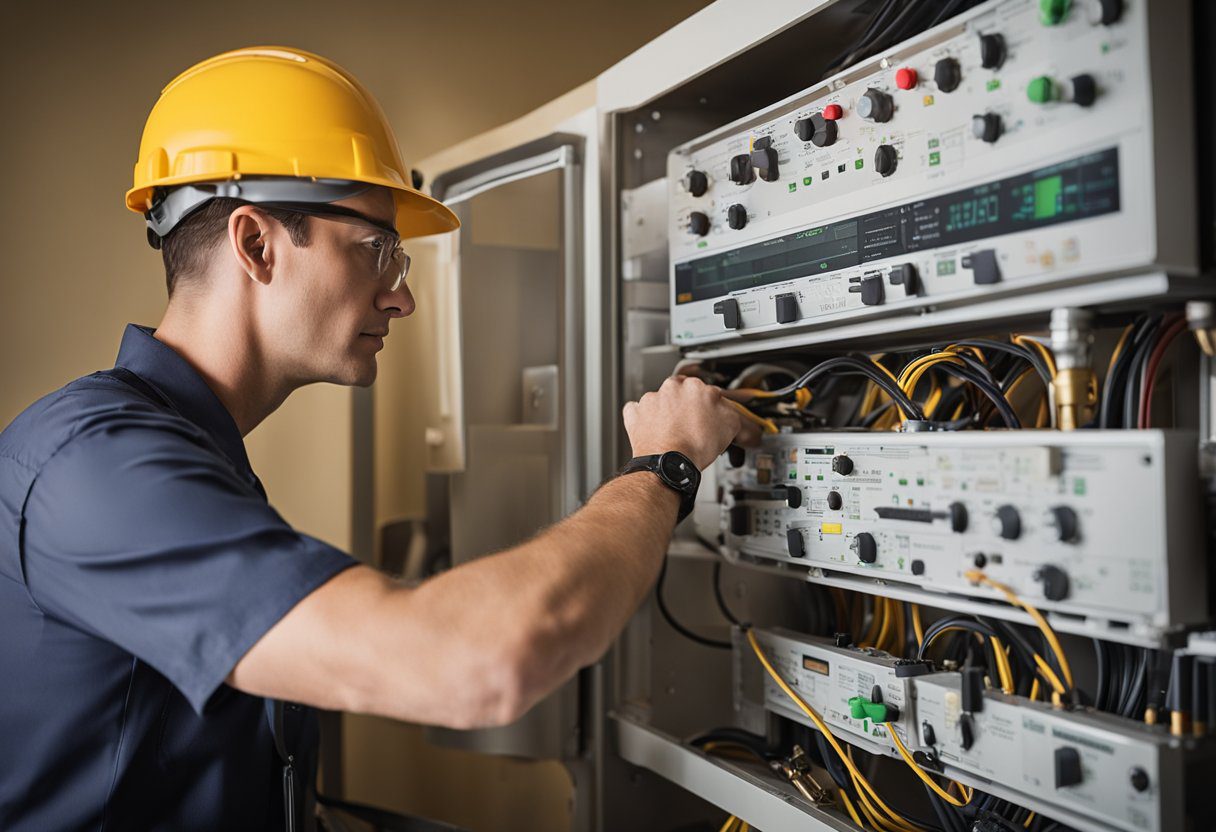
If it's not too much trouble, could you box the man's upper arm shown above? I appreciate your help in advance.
[21,411,356,714]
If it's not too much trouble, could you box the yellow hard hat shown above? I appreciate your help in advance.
[126,46,459,240]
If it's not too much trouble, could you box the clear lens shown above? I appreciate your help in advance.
[381,244,411,291]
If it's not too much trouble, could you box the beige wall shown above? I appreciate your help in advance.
[1,2,708,830]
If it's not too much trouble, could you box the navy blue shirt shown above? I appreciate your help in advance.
[0,324,357,830]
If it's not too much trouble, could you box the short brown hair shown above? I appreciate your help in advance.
[160,198,311,296]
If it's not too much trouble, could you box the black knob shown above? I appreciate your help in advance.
[887,263,919,296]
[832,455,854,476]
[959,714,975,750]
[688,211,710,236]
[854,272,885,306]
[972,112,1002,143]
[1129,767,1150,792]
[727,203,748,230]
[729,153,755,185]
[1047,506,1080,543]
[786,486,803,509]
[787,528,805,558]
[826,490,844,511]
[978,33,1006,69]
[1090,0,1123,25]
[852,532,877,564]
[994,504,1021,540]
[749,136,779,182]
[686,169,708,197]
[726,444,745,467]
[857,88,893,123]
[934,57,962,93]
[962,666,985,713]
[1036,564,1071,601]
[949,502,968,533]
[911,558,925,575]
[795,112,838,147]
[1070,73,1097,107]
[972,552,988,569]
[874,144,898,177]
[921,721,937,746]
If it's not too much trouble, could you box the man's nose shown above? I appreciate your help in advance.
[379,282,415,318]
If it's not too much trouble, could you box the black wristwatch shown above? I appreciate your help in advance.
[620,451,701,523]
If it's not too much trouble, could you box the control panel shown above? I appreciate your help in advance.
[720,430,1206,641]
[667,0,1195,345]
[915,673,1187,832]
[751,628,924,755]
[740,628,1193,832]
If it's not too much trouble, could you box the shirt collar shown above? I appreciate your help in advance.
[114,323,254,476]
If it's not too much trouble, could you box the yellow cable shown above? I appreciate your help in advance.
[964,570,1073,689]
[1107,324,1135,376]
[893,601,906,656]
[746,630,923,831]
[875,598,894,653]
[885,723,970,808]
[990,636,1015,694]
[1012,334,1057,378]
[725,399,779,435]
[1030,678,1041,702]
[846,748,923,832]
[1023,811,1037,828]
[911,605,925,649]
[838,790,865,828]
[717,816,737,832]
[739,824,749,832]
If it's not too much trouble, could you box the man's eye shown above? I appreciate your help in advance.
[366,237,386,251]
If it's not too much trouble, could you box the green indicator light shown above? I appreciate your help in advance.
[916,478,925,486]
[1074,477,1087,496]
[898,478,908,486]
[986,78,1001,92]
[937,259,957,276]
[1027,75,1055,104]
[803,176,813,186]
[928,138,940,149]
[854,158,864,170]
[788,182,797,193]
[819,262,828,269]
[805,474,813,481]
[789,471,797,480]
[817,474,824,481]
[929,151,941,166]
[1034,174,1063,219]
[696,240,708,248]
[1101,41,1111,54]
[1039,0,1071,25]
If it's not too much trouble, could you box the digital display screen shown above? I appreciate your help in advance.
[673,147,1120,305]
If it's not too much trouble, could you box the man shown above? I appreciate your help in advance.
[0,47,753,830]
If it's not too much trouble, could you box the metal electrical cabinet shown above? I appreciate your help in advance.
[395,1,1216,830]
[590,1,1216,831]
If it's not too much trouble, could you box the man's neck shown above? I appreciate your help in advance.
[153,302,295,437]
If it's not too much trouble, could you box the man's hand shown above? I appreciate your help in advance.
[622,375,760,470]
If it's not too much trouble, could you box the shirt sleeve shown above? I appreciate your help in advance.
[20,406,358,715]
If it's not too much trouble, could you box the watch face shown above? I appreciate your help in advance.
[659,452,696,487]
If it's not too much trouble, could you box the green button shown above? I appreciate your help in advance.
[789,471,797,480]
[1039,0,1071,25]
[1027,75,1056,103]
[847,696,891,722]
[928,138,940,149]
[898,478,908,486]
[854,158,864,170]
[803,176,813,186]
[929,151,941,166]
[788,182,797,192]
[986,78,1001,92]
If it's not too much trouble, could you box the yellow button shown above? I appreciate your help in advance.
[821,522,843,535]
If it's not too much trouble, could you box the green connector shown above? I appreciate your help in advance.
[847,695,892,722]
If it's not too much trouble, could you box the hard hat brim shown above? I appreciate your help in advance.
[127,173,459,240]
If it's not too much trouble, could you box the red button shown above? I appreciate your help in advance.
[823,103,843,120]
[895,67,918,90]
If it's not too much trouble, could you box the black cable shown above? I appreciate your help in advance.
[1122,648,1149,719]
[766,356,928,421]
[711,562,742,627]
[954,339,1052,388]
[1123,318,1165,427]
[1117,644,1135,715]
[1100,314,1159,427]
[1094,639,1109,712]
[924,785,967,832]
[655,556,731,649]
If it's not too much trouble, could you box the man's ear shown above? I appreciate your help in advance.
[227,206,277,285]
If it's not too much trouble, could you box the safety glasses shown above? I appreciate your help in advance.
[254,201,412,291]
